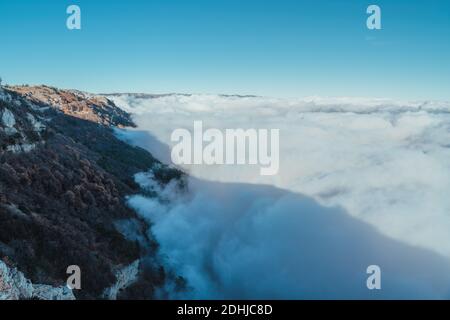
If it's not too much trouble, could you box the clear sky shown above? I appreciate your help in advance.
[0,0,449,100]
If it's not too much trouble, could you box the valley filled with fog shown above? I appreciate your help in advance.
[111,94,450,298]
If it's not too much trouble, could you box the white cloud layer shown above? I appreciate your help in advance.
[111,94,450,298]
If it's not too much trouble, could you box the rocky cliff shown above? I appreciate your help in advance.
[0,85,184,300]
[0,259,75,300]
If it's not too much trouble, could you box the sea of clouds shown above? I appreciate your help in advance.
[110,94,450,298]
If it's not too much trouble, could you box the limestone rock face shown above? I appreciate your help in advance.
[102,260,140,300]
[0,260,75,300]
[32,284,75,301]
[1,108,16,128]
[1,108,18,136]
[26,113,46,132]
[0,88,46,153]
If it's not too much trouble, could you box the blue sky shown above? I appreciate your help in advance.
[0,0,449,100]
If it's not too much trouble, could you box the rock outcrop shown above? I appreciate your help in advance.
[0,89,44,154]
[0,260,75,300]
[7,85,134,127]
[102,260,140,300]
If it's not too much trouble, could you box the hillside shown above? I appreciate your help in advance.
[0,85,184,299]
